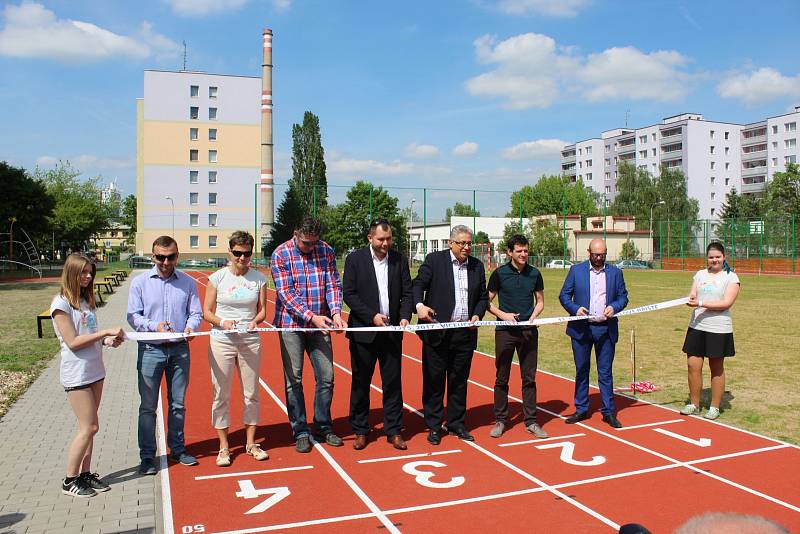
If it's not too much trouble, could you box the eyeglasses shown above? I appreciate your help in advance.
[370,218,391,227]
[452,240,473,248]
[231,250,253,258]
[590,252,607,258]
[153,253,178,262]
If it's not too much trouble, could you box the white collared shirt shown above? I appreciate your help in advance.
[371,248,390,317]
[450,250,469,322]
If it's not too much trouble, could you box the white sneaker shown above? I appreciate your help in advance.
[703,407,720,420]
[489,422,505,438]
[680,403,699,415]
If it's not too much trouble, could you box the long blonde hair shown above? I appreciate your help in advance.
[60,253,96,310]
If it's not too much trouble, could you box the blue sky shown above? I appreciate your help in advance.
[2,0,799,218]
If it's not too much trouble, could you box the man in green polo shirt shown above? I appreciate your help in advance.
[486,234,547,439]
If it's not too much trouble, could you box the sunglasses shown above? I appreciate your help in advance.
[231,250,253,258]
[153,253,178,262]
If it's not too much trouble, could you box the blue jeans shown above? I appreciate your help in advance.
[278,331,334,439]
[137,341,190,460]
[571,324,616,415]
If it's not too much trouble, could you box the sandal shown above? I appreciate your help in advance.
[216,448,231,467]
[246,443,269,461]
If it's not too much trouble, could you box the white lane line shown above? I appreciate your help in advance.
[498,433,586,447]
[156,391,175,534]
[616,419,685,431]
[194,465,314,481]
[358,450,462,465]
[257,377,400,534]
[212,511,377,534]
[685,444,791,465]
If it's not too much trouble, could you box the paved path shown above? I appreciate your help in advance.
[0,272,164,534]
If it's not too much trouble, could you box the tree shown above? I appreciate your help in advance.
[610,162,660,228]
[718,187,763,221]
[290,111,328,215]
[323,181,408,256]
[34,162,114,250]
[265,186,305,256]
[445,202,480,222]
[620,240,640,260]
[529,219,570,258]
[656,166,701,256]
[0,162,55,246]
[500,220,526,252]
[764,162,800,217]
[508,175,599,219]
[475,231,490,244]
[121,194,137,246]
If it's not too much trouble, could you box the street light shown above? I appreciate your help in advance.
[650,200,665,262]
[165,196,175,238]
[408,198,415,268]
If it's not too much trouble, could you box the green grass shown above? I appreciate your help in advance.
[476,269,800,444]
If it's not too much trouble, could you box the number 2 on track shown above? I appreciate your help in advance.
[402,460,465,489]
[535,441,606,466]
[235,480,291,514]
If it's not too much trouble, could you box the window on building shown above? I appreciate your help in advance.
[190,192,198,205]
[578,174,582,181]
[772,125,778,134]
[190,106,199,120]
[652,133,656,141]
[710,176,715,185]
[209,235,217,248]
[441,239,449,250]
[786,155,798,164]
[786,122,797,132]
[772,158,778,167]
[710,161,715,170]
[710,130,715,139]
[725,132,730,140]
[639,150,647,159]
[189,149,198,162]
[651,148,657,157]
[652,163,657,171]
[431,240,439,252]
[586,159,592,167]
[190,214,199,227]
[189,127,198,140]
[209,150,217,163]
[586,173,592,181]
[605,185,611,193]
[605,158,610,166]
[773,141,778,150]
[605,172,610,179]
[725,178,730,186]
[639,135,647,144]
[725,147,730,155]
[209,214,218,227]
[189,170,198,183]
[710,146,715,154]
[586,146,593,154]
[208,171,217,183]
[614,171,618,178]
[614,156,618,163]
[578,161,582,169]
[725,162,730,170]
[208,128,217,141]
[711,208,716,216]
[578,148,582,155]
[209,107,217,120]
[785,138,797,149]
[209,86,218,99]
[711,192,715,200]
[605,145,610,153]
[638,164,647,171]
[209,192,217,205]
[190,85,199,98]
[190,235,198,248]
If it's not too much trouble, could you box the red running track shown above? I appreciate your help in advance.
[153,272,800,533]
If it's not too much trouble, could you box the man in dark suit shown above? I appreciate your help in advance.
[343,219,413,450]
[559,238,629,428]
[413,225,488,444]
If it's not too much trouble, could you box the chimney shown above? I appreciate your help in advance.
[260,28,274,237]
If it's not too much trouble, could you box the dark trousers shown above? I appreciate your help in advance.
[572,324,617,415]
[422,328,476,431]
[349,334,404,436]
[494,328,539,426]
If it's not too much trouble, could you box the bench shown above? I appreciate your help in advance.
[102,275,120,287]
[113,270,128,280]
[37,310,52,338]
[94,284,104,305]
[95,280,114,294]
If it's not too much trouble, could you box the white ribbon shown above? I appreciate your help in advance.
[124,296,689,342]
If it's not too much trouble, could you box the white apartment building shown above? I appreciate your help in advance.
[561,107,800,220]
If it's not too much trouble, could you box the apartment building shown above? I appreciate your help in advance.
[561,107,800,220]
[135,70,261,257]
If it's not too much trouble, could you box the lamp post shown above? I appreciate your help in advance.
[408,198,415,268]
[650,200,665,262]
[165,196,175,238]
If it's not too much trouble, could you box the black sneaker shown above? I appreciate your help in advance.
[62,476,97,498]
[80,472,110,492]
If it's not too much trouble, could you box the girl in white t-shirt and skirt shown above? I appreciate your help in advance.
[51,254,124,498]
[680,242,741,420]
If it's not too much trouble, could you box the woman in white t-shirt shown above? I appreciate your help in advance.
[203,231,268,466]
[680,242,741,420]
[51,254,124,498]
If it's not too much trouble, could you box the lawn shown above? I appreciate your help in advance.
[476,268,800,445]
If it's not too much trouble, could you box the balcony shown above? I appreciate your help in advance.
[562,167,577,177]
[741,179,766,194]
[741,149,767,161]
[741,165,767,178]
[660,150,683,162]
[741,132,766,145]
[561,154,576,164]
[660,131,683,144]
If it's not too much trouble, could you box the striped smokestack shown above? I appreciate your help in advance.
[260,28,274,235]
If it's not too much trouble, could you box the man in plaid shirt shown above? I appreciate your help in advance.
[271,217,345,453]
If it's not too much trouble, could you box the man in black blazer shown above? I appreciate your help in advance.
[343,220,413,450]
[413,225,488,444]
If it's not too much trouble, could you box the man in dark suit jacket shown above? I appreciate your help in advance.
[343,220,413,451]
[559,238,629,428]
[413,225,488,444]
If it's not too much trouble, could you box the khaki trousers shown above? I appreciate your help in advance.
[208,334,261,429]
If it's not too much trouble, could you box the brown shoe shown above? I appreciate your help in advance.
[387,434,407,450]
[353,434,368,450]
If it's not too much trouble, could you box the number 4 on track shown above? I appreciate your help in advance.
[235,480,291,515]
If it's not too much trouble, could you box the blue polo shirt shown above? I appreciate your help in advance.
[487,262,544,330]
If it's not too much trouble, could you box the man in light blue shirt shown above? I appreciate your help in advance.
[127,236,202,474]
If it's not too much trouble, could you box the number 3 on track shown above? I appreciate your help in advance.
[402,461,465,489]
[235,480,291,514]
[535,441,606,466]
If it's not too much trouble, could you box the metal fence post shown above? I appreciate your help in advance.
[680,220,685,271]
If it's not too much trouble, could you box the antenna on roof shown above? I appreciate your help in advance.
[182,40,187,71]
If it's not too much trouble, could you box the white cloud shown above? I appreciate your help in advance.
[164,0,248,16]
[329,158,413,176]
[466,32,692,109]
[452,142,479,156]
[36,154,134,171]
[404,143,440,159]
[717,68,800,105]
[273,0,293,12]
[493,0,590,18]
[0,2,179,63]
[501,139,569,160]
